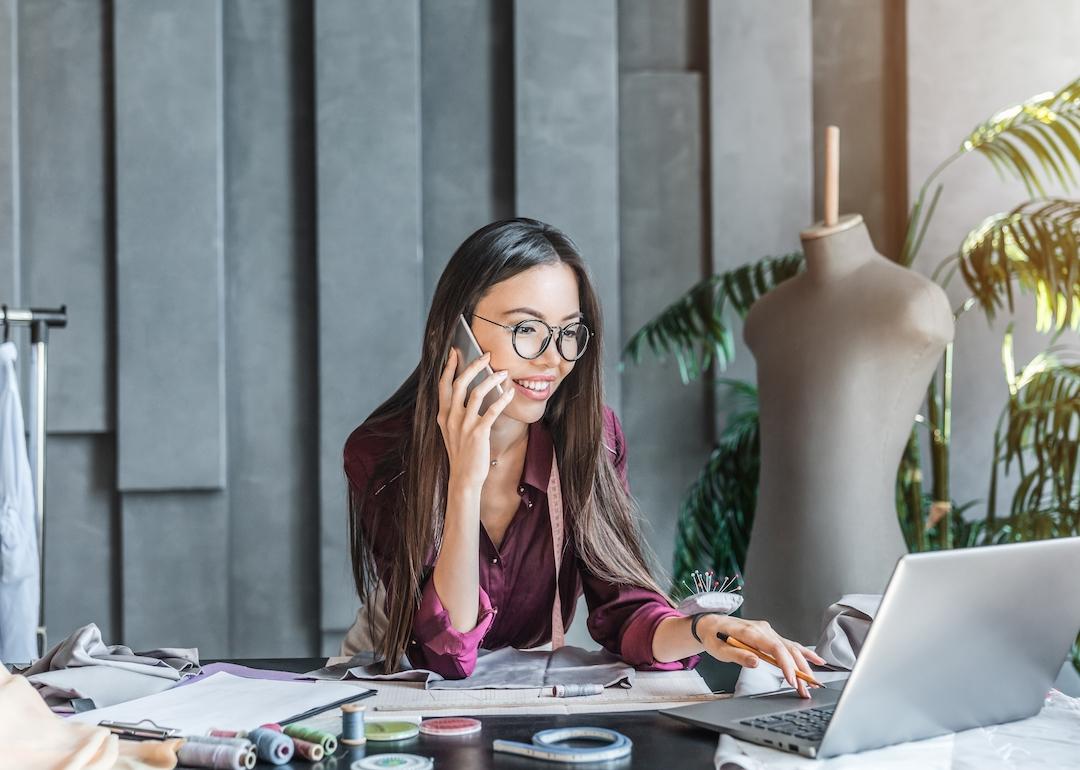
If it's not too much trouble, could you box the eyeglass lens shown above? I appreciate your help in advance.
[512,320,590,360]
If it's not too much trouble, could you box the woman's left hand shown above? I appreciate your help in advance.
[698,614,827,698]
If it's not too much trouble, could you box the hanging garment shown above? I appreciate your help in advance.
[0,340,39,664]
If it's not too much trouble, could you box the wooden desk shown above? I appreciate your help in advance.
[217,656,739,769]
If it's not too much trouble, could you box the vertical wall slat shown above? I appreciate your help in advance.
[513,0,621,411]
[619,72,708,577]
[20,0,110,433]
[44,436,117,640]
[316,0,423,652]
[708,0,813,408]
[114,0,226,491]
[421,0,513,306]
[114,0,229,654]
[222,0,318,657]
[0,0,18,304]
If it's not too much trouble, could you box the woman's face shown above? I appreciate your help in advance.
[470,262,582,424]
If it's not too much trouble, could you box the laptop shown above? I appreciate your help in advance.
[662,537,1080,758]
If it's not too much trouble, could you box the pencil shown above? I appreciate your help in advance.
[716,632,824,688]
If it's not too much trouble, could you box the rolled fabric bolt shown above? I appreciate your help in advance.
[552,684,604,698]
[247,726,295,765]
[291,737,326,761]
[177,741,255,770]
[284,724,338,755]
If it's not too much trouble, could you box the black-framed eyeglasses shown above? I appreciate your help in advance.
[472,313,591,362]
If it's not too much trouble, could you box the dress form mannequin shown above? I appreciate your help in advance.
[739,128,954,641]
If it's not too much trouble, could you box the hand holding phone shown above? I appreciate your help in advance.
[435,316,516,490]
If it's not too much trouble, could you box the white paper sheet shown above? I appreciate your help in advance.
[68,672,372,735]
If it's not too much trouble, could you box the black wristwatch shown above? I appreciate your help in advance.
[690,612,721,644]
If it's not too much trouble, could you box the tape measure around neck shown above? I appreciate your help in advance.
[547,451,565,650]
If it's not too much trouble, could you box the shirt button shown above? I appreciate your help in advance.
[491,557,499,564]
[526,501,533,508]
[518,486,525,495]
[410,639,417,646]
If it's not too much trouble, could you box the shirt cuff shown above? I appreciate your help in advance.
[411,577,497,658]
[620,605,701,671]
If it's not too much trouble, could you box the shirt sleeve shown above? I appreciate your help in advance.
[344,424,495,679]
[406,576,497,678]
[579,408,700,671]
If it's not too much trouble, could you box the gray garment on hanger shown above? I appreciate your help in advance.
[17,622,200,711]
[307,645,634,691]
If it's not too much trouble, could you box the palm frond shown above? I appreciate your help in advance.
[963,76,1080,197]
[958,199,1080,331]
[622,254,803,384]
[671,386,760,593]
[989,343,1080,539]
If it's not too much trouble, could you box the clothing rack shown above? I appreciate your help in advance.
[0,304,67,657]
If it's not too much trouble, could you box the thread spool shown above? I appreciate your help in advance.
[177,741,255,770]
[342,703,367,746]
[284,723,339,754]
[209,728,245,739]
[184,735,255,752]
[246,727,295,765]
[291,737,326,762]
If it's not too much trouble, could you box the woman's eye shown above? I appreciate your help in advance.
[563,330,577,339]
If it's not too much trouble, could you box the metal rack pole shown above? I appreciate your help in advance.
[0,305,67,658]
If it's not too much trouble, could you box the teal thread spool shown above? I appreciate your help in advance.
[284,724,339,755]
[341,703,367,746]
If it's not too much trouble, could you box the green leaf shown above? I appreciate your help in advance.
[958,199,1080,331]
[962,77,1080,195]
[671,385,761,594]
[622,254,804,383]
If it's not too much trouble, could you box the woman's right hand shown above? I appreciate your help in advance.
[437,347,516,492]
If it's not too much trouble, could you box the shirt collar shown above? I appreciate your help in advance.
[521,418,554,493]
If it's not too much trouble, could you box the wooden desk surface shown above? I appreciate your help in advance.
[216,656,739,769]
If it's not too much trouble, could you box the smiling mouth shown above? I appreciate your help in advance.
[511,378,554,399]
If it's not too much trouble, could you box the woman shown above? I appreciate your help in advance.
[343,218,823,695]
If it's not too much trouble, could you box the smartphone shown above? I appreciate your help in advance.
[451,314,505,416]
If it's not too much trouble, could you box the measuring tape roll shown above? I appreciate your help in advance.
[492,727,632,763]
[351,754,434,770]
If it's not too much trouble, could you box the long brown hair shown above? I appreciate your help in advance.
[348,217,670,671]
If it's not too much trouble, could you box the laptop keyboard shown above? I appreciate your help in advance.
[739,704,836,742]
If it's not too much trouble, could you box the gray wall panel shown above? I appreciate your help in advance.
[514,0,621,411]
[0,0,18,304]
[223,0,318,657]
[43,435,117,642]
[20,0,110,433]
[708,0,813,416]
[121,492,228,655]
[316,0,423,644]
[421,0,513,307]
[619,72,708,581]
[114,0,226,490]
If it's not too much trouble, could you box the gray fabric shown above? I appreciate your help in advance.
[307,645,634,691]
[814,593,882,670]
[17,623,200,711]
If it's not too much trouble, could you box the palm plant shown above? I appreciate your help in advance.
[623,76,1080,672]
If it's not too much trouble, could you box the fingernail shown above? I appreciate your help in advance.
[496,371,508,378]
